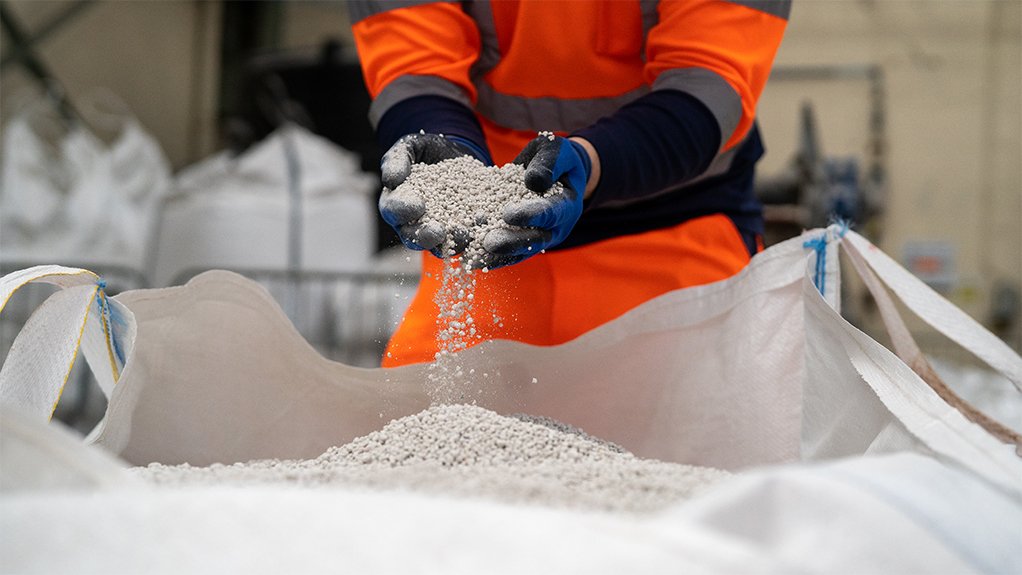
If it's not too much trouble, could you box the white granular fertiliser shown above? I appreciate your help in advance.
[394,156,559,402]
[136,404,729,514]
[405,155,558,268]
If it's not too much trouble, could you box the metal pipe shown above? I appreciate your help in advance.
[769,63,889,233]
[0,0,90,125]
[0,0,96,70]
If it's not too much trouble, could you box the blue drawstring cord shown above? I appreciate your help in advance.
[803,235,829,296]
[95,278,126,367]
[803,222,850,296]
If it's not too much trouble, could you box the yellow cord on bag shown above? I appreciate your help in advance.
[48,285,99,421]
[0,268,99,314]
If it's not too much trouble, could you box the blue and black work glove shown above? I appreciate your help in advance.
[379,132,491,256]
[481,134,592,268]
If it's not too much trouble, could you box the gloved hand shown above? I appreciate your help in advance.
[379,132,491,255]
[481,134,592,268]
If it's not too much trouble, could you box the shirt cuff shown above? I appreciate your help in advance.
[376,94,492,165]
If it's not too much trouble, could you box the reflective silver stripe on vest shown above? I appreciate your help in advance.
[467,0,651,132]
[725,0,791,20]
[347,0,453,24]
[475,82,650,133]
[653,68,742,152]
[464,1,500,77]
[368,75,473,128]
[639,0,660,57]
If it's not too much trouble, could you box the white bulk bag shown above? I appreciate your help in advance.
[150,124,377,287]
[1,226,1018,493]
[0,98,171,270]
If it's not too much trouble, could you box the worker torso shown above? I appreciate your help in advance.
[465,0,655,163]
[351,0,788,247]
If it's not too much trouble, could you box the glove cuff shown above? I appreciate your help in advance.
[567,139,592,182]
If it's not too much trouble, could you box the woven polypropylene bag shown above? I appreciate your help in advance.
[2,227,1019,493]
[73,228,1022,493]
[3,226,1021,573]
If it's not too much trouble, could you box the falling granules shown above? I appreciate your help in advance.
[395,156,560,402]
[135,404,730,514]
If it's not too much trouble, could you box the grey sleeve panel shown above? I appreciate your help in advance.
[347,0,455,24]
[368,75,474,128]
[653,68,742,151]
[724,0,791,20]
[475,82,649,134]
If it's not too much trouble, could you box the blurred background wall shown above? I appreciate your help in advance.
[756,1,1021,354]
[0,0,224,168]
[1,0,1019,353]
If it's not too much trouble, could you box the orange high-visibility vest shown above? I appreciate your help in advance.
[383,214,754,366]
[350,0,789,165]
[350,1,789,366]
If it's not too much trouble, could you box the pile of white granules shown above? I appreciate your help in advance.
[136,404,730,514]
[396,155,559,402]
[134,158,730,514]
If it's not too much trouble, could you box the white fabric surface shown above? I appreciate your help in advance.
[0,266,134,422]
[0,407,134,492]
[2,452,1015,574]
